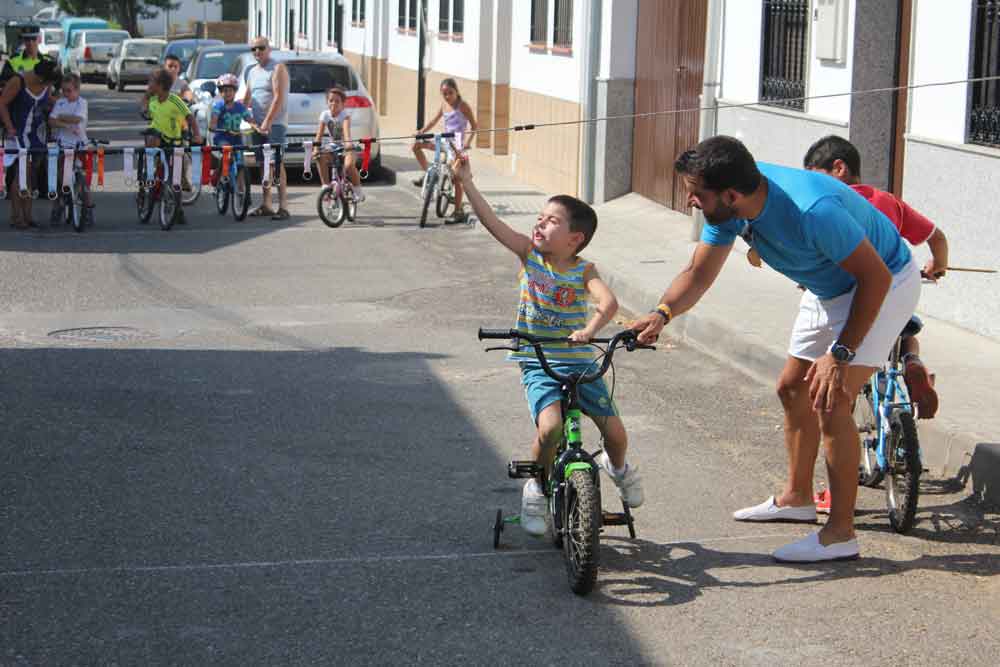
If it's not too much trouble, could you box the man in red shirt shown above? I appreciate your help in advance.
[803,135,945,422]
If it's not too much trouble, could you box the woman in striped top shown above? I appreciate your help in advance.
[452,157,644,538]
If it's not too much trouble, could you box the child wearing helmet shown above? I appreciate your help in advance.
[209,73,251,147]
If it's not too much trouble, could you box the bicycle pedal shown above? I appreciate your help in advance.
[508,460,542,478]
[601,511,629,526]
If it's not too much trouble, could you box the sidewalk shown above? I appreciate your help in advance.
[380,137,1000,498]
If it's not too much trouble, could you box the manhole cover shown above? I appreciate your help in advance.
[48,326,157,343]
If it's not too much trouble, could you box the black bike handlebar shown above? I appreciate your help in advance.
[478,328,654,386]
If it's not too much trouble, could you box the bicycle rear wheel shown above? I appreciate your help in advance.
[232,166,251,221]
[854,381,883,487]
[71,178,86,232]
[563,469,600,596]
[136,184,154,224]
[215,180,230,215]
[343,182,357,222]
[317,184,346,228]
[160,188,180,230]
[419,169,437,228]
[886,410,921,533]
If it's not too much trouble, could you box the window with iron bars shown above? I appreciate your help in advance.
[530,0,548,44]
[553,0,572,48]
[398,0,406,29]
[439,0,449,33]
[453,0,464,36]
[408,0,418,30]
[353,0,367,25]
[760,0,808,111]
[969,0,1000,147]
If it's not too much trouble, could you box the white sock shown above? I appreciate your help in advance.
[609,460,627,478]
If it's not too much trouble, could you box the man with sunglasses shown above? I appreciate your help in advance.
[243,36,290,220]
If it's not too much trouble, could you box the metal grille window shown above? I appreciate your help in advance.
[553,0,572,47]
[530,0,548,44]
[360,0,366,23]
[329,0,335,39]
[760,0,808,111]
[970,0,1000,146]
[453,0,463,35]
[353,0,366,24]
[408,0,418,30]
[299,0,307,34]
[398,0,406,29]
[439,0,450,33]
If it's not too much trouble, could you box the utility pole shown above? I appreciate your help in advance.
[416,0,426,130]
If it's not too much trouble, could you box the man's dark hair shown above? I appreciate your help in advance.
[33,58,60,84]
[164,53,182,64]
[548,194,597,254]
[803,134,861,178]
[674,135,762,195]
[151,67,173,91]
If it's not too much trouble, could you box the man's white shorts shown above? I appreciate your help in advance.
[788,260,921,368]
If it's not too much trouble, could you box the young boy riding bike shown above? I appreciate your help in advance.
[452,156,643,536]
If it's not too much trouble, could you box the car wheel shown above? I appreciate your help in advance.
[106,75,114,90]
[117,77,125,92]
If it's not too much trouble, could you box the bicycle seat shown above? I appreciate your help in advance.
[900,315,923,339]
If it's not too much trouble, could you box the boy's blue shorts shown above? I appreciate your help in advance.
[520,361,619,424]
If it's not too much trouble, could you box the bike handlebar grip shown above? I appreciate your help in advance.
[414,133,435,141]
[478,328,516,340]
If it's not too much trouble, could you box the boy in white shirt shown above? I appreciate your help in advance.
[48,72,92,223]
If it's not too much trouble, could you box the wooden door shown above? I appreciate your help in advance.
[632,0,708,212]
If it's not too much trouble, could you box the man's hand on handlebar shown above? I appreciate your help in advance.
[630,312,665,345]
[921,260,946,281]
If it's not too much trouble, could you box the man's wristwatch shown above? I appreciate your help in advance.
[830,342,856,364]
[650,303,672,324]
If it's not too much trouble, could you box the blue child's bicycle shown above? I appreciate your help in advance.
[478,328,654,595]
[212,135,252,221]
[854,315,926,533]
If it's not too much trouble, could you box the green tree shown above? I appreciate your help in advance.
[56,1,182,37]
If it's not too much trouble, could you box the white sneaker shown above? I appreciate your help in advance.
[597,451,644,508]
[732,496,816,523]
[354,190,366,203]
[773,532,859,563]
[520,478,547,537]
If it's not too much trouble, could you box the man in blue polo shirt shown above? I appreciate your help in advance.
[632,136,920,563]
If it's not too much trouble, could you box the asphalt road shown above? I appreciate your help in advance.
[1,85,998,666]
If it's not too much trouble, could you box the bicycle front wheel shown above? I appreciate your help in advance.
[160,188,181,230]
[419,169,437,228]
[232,166,251,221]
[136,184,154,224]
[71,178,86,232]
[886,410,921,533]
[854,381,883,487]
[343,183,357,222]
[317,185,345,228]
[215,179,230,215]
[436,171,454,218]
[563,469,600,596]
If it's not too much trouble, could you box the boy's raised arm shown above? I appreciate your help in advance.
[452,157,532,261]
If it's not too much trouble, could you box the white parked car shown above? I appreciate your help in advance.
[213,50,381,178]
[106,38,166,92]
[38,27,62,62]
[64,29,131,81]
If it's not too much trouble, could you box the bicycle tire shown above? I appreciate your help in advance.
[215,179,230,215]
[159,188,180,231]
[71,178,86,233]
[854,382,884,487]
[181,153,201,205]
[419,170,437,228]
[886,410,921,534]
[232,166,251,221]
[136,184,154,224]
[317,184,346,228]
[436,171,454,218]
[563,469,600,596]
[344,183,357,222]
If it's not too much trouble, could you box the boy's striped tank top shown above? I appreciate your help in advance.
[508,248,593,364]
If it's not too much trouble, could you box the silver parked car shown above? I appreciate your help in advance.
[106,38,166,91]
[38,27,62,63]
[64,29,131,81]
[221,50,382,177]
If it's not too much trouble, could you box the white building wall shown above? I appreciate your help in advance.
[141,1,224,38]
[427,0,483,81]
[508,0,584,103]
[908,1,972,144]
[598,0,637,81]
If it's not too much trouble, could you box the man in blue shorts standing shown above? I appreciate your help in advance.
[631,136,920,562]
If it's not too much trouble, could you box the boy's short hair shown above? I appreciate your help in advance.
[164,53,182,64]
[61,71,81,89]
[327,86,346,101]
[803,135,861,178]
[549,194,598,254]
[674,135,761,195]
[150,67,173,91]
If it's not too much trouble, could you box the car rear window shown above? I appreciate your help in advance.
[287,63,355,94]
[195,50,245,79]
[125,42,164,59]
[43,29,63,45]
[85,31,128,45]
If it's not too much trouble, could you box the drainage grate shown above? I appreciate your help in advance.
[48,326,157,343]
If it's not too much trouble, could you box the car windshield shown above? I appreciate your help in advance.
[84,31,128,45]
[195,50,244,79]
[125,42,163,59]
[286,63,355,94]
[43,29,63,44]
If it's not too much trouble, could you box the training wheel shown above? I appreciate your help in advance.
[622,501,636,539]
[493,508,504,549]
